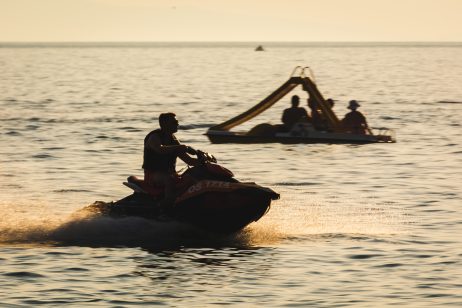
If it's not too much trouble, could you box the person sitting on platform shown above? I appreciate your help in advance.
[341,100,370,134]
[143,112,200,209]
[307,97,329,131]
[281,95,310,131]
[326,98,335,109]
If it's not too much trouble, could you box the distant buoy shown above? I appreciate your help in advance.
[255,45,264,51]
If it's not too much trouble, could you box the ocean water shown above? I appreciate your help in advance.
[0,42,461,307]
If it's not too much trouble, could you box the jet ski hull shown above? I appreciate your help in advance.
[86,182,278,234]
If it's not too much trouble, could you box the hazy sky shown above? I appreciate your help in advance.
[1,0,461,42]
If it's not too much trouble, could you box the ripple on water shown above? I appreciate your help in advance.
[4,271,46,278]
[44,251,79,256]
[348,254,384,259]
[436,100,462,104]
[52,189,93,193]
[374,263,404,268]
[25,124,40,130]
[32,153,56,159]
[43,147,65,151]
[276,182,320,186]
[65,267,90,272]
[118,126,142,132]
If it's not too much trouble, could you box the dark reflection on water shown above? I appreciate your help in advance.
[132,246,276,299]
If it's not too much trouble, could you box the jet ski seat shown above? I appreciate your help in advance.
[123,176,147,193]
[123,175,164,197]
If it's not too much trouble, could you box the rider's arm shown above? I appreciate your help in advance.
[146,134,187,155]
[176,136,200,166]
[178,152,200,166]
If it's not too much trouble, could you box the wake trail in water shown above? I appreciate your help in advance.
[0,194,410,248]
[0,202,279,248]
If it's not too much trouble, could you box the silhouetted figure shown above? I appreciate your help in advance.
[326,98,335,109]
[307,97,328,131]
[281,95,310,131]
[341,100,369,134]
[143,113,199,208]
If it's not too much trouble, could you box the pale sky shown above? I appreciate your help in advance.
[1,0,461,42]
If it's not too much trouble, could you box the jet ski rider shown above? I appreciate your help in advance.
[143,112,200,208]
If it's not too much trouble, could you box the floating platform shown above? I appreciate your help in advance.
[206,67,396,144]
[207,126,395,144]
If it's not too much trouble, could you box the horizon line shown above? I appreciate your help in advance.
[1,40,462,44]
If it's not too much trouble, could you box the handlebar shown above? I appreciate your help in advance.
[196,149,217,164]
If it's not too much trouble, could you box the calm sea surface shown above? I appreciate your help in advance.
[1,42,461,307]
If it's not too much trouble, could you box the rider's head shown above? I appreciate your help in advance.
[159,112,179,133]
[291,95,300,107]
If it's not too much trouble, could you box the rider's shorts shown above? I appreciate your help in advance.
[144,170,179,187]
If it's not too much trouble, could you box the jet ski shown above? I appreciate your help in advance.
[84,150,279,233]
